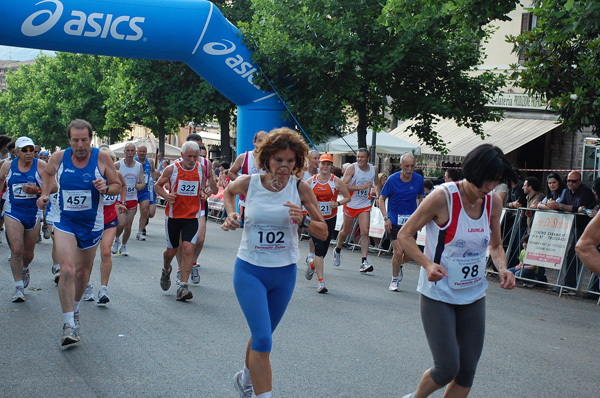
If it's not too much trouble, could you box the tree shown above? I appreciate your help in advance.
[0,53,129,149]
[507,0,600,134]
[240,0,519,152]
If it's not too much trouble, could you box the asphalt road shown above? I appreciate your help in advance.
[1,210,599,397]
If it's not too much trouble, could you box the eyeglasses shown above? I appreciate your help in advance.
[567,179,580,183]
[19,146,35,153]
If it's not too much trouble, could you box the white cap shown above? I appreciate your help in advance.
[15,136,35,149]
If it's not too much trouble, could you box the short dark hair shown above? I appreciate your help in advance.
[525,176,541,192]
[0,135,11,150]
[424,179,434,190]
[357,148,370,157]
[445,169,461,182]
[67,119,93,139]
[187,133,203,142]
[521,234,529,244]
[545,173,566,199]
[462,144,517,188]
[220,161,230,169]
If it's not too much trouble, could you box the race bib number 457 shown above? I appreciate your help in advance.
[63,190,92,211]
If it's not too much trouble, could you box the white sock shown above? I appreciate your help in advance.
[101,285,107,290]
[15,280,24,289]
[255,392,272,398]
[114,237,120,243]
[74,300,81,313]
[23,266,29,271]
[392,277,399,282]
[63,311,75,327]
[241,365,252,386]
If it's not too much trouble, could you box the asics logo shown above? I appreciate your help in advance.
[21,0,145,41]
[203,40,260,90]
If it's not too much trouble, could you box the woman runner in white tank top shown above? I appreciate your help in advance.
[397,144,517,398]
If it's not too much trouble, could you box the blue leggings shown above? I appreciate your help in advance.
[233,258,297,353]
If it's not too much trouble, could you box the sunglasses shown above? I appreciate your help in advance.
[19,146,35,153]
[567,179,580,183]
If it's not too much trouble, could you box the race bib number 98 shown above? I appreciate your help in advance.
[177,181,199,196]
[63,189,92,211]
[447,256,484,289]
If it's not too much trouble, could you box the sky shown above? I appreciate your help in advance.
[0,45,56,61]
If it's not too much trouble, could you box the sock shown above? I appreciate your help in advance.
[242,365,252,386]
[180,282,188,288]
[23,266,29,271]
[63,311,75,327]
[362,257,367,263]
[308,253,314,259]
[101,285,107,290]
[310,261,315,270]
[114,237,120,243]
[74,300,81,313]
[15,280,24,289]
[318,277,324,283]
[256,392,272,398]
[392,277,399,282]
[335,247,341,253]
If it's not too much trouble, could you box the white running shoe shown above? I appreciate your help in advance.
[305,253,315,265]
[360,259,373,273]
[83,283,95,301]
[175,269,181,285]
[119,244,129,256]
[233,371,253,398]
[398,266,404,282]
[97,286,110,304]
[305,262,315,280]
[190,264,200,285]
[317,281,328,294]
[389,280,399,291]
[136,232,146,241]
[111,238,120,254]
[332,250,341,267]
[11,287,25,303]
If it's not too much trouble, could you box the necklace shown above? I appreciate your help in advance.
[461,182,477,208]
[269,177,284,191]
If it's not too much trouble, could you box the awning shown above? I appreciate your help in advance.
[389,117,561,156]
[325,129,420,155]
[109,137,182,160]
[198,131,221,146]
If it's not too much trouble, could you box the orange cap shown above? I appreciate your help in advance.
[319,153,334,163]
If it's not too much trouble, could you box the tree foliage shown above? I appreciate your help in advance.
[508,0,600,134]
[240,0,519,152]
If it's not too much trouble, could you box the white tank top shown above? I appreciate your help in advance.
[237,174,301,267]
[347,163,375,209]
[417,182,491,305]
[119,159,141,201]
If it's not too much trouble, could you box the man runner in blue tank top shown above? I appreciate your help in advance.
[38,119,121,347]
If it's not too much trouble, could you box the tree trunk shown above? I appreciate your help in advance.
[157,118,166,155]
[109,129,119,145]
[356,99,368,149]
[218,110,232,162]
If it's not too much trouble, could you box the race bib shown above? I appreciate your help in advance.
[177,181,199,196]
[318,201,332,216]
[144,172,150,185]
[397,214,410,226]
[355,188,369,198]
[250,224,288,252]
[63,189,92,211]
[125,185,137,200]
[447,256,485,289]
[12,183,36,199]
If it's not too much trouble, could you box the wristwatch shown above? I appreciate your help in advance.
[383,216,389,221]
[558,203,563,211]
[301,214,312,229]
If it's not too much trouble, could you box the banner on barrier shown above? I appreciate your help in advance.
[369,206,385,238]
[525,211,574,270]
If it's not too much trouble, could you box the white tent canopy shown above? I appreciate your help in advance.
[324,129,420,155]
[109,137,182,160]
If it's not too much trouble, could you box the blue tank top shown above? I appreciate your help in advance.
[5,158,42,215]
[56,148,105,232]
[135,156,153,192]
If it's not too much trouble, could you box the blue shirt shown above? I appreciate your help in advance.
[380,171,424,226]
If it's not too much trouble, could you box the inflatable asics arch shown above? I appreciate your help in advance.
[0,0,293,154]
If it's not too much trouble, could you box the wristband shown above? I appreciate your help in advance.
[105,185,109,195]
[337,201,340,206]
[120,201,127,206]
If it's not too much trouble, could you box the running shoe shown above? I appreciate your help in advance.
[111,238,120,254]
[61,323,80,346]
[190,264,200,285]
[142,228,147,236]
[305,253,314,266]
[305,261,315,280]
[401,394,416,398]
[119,244,129,256]
[317,281,328,294]
[389,280,399,292]
[360,259,373,273]
[233,371,253,398]
[160,266,172,291]
[22,268,30,288]
[332,250,341,267]
[398,266,404,282]
[11,287,25,303]
[175,269,181,285]
[176,285,193,301]
[83,283,95,301]
[136,232,146,241]
[97,286,110,304]
[74,311,80,334]
[42,226,51,240]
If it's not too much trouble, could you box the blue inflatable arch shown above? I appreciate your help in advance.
[0,0,292,155]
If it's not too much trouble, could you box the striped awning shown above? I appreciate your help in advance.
[389,117,561,156]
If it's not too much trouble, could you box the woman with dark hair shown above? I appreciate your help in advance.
[536,173,566,210]
[222,127,327,398]
[398,144,517,398]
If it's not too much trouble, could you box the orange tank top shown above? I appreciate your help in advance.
[166,161,203,219]
[310,174,339,220]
